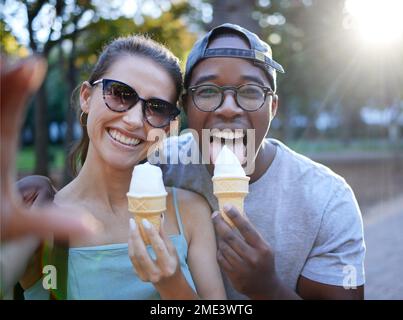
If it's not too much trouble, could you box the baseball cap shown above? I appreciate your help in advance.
[184,23,285,91]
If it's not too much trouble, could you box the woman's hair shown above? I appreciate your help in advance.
[69,35,182,176]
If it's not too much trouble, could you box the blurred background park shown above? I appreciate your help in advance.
[1,0,402,299]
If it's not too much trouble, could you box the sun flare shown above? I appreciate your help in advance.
[345,0,403,45]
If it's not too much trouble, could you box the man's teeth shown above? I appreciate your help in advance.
[211,130,245,140]
[108,129,141,147]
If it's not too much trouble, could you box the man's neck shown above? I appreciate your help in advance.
[248,139,276,183]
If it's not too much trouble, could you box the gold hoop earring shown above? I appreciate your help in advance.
[80,112,87,127]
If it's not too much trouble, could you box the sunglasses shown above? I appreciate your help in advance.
[92,78,180,128]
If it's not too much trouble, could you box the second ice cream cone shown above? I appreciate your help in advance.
[212,176,249,228]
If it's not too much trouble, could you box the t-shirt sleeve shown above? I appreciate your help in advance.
[301,183,366,287]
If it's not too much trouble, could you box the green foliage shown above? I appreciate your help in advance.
[6,0,197,130]
[17,146,65,172]
[75,1,196,80]
[0,20,29,56]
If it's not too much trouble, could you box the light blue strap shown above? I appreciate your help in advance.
[172,188,185,235]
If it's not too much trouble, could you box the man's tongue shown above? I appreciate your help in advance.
[210,136,246,165]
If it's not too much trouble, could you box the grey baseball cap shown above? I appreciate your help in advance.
[184,23,285,91]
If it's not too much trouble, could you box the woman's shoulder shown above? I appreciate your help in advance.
[54,181,84,209]
[166,187,211,213]
[166,187,212,233]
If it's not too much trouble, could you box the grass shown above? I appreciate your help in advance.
[287,138,403,155]
[17,146,66,172]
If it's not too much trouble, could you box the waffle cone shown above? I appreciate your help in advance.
[127,195,166,245]
[212,176,250,228]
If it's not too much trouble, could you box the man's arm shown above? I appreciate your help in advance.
[212,205,364,300]
[212,206,300,300]
[16,175,57,207]
[297,276,363,300]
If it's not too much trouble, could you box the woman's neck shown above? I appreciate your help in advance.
[66,147,133,215]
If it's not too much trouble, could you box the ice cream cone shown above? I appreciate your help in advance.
[212,176,250,228]
[127,195,166,245]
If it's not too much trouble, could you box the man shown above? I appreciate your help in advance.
[160,23,365,299]
[12,24,365,300]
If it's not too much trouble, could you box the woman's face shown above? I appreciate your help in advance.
[80,54,177,171]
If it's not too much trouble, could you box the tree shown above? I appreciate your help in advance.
[59,1,196,181]
[4,0,69,176]
[209,0,259,33]
[0,20,29,57]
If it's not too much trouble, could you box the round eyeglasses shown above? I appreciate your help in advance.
[186,83,274,112]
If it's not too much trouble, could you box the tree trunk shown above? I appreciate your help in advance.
[63,33,78,185]
[209,0,260,34]
[388,100,401,144]
[34,83,49,176]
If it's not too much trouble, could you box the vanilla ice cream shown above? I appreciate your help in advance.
[127,162,167,245]
[213,145,247,178]
[127,162,167,198]
[212,145,250,227]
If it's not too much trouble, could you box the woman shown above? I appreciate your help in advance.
[21,35,225,299]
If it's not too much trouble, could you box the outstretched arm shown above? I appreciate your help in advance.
[0,56,92,241]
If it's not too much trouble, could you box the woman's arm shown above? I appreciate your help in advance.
[178,189,227,300]
[1,57,91,242]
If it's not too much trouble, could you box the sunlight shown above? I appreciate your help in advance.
[345,0,403,45]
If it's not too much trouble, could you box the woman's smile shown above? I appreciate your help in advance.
[106,127,143,150]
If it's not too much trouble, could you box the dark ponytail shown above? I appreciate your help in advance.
[69,35,182,176]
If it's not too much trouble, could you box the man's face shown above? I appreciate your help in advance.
[184,36,278,170]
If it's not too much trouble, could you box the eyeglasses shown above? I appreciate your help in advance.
[92,78,180,128]
[187,83,274,112]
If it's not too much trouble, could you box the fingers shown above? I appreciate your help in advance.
[128,218,179,284]
[128,219,150,281]
[212,210,250,259]
[144,219,178,279]
[222,205,264,248]
[1,57,47,151]
[128,218,160,283]
[1,56,47,115]
[1,204,95,241]
[142,219,171,265]
[1,56,48,242]
[218,240,243,268]
[217,248,233,273]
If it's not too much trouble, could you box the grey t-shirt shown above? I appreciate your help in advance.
[157,134,365,299]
